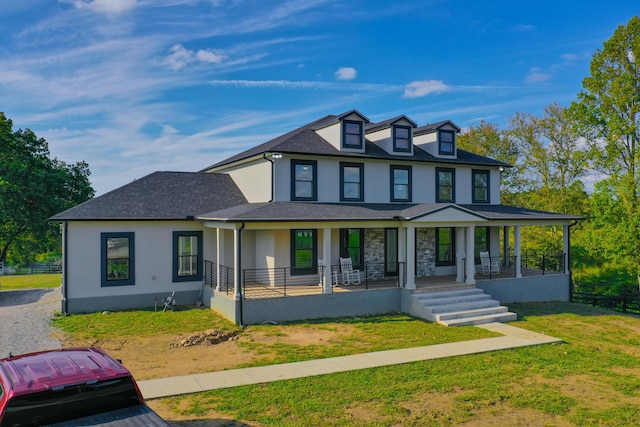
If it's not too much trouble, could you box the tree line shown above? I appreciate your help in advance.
[458,15,640,295]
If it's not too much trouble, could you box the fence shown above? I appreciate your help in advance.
[571,292,640,314]
[0,263,62,275]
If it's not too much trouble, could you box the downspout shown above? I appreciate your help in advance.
[237,221,246,327]
[62,221,69,314]
[263,153,275,203]
[568,220,578,300]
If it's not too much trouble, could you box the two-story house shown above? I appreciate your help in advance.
[52,110,581,326]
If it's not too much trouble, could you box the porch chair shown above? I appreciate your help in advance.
[479,251,500,275]
[339,257,361,285]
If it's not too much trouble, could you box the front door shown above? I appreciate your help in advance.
[385,228,398,276]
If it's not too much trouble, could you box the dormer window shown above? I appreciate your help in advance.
[393,125,412,153]
[343,120,363,149]
[438,130,455,155]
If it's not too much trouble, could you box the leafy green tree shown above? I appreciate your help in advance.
[0,113,94,265]
[570,15,640,282]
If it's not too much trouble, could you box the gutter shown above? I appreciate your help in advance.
[263,153,275,203]
[62,221,69,314]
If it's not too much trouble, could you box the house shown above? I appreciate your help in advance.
[52,110,581,326]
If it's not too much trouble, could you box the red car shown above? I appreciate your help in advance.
[0,347,169,426]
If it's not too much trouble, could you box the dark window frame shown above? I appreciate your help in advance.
[472,169,490,203]
[173,231,203,282]
[342,120,363,149]
[340,162,364,202]
[290,229,317,275]
[339,228,364,269]
[436,167,455,203]
[438,129,456,155]
[291,159,317,201]
[101,232,135,287]
[393,125,412,153]
[390,165,412,202]
[436,227,456,267]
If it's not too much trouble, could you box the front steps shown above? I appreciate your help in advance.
[409,287,517,326]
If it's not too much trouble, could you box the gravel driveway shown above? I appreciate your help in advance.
[0,287,63,358]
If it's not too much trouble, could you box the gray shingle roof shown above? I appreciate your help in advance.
[196,202,581,222]
[51,171,248,220]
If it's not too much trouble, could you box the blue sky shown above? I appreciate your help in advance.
[1,1,637,195]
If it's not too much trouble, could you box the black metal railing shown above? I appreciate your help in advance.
[571,292,640,314]
[470,253,566,280]
[203,260,234,294]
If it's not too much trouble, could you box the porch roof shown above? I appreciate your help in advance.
[197,201,582,223]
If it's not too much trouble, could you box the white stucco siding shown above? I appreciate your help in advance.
[65,221,212,300]
[363,162,388,203]
[491,169,501,203]
[314,121,341,150]
[455,167,473,203]
[224,159,271,202]
[317,158,340,202]
[412,165,434,202]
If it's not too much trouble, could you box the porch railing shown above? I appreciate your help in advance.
[203,260,234,295]
[471,252,566,280]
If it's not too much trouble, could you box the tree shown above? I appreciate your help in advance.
[571,15,640,281]
[0,113,94,265]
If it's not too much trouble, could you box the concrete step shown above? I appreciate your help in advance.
[438,311,517,327]
[413,288,484,300]
[435,306,509,322]
[425,299,500,314]
[417,292,491,306]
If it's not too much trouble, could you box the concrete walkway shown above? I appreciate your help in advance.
[138,323,562,400]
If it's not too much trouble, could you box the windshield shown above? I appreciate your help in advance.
[1,377,140,427]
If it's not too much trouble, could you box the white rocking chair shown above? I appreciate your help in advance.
[479,251,500,275]
[339,257,361,285]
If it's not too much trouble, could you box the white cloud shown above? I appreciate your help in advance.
[71,0,137,15]
[335,67,357,81]
[403,80,451,98]
[164,44,226,69]
[526,67,551,84]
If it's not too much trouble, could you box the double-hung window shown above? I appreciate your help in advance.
[291,159,317,201]
[436,168,455,202]
[342,120,363,149]
[340,162,364,201]
[393,125,412,153]
[439,130,455,155]
[291,229,317,275]
[390,165,412,202]
[173,231,203,282]
[101,232,135,286]
[472,170,490,203]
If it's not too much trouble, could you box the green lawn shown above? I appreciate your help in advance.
[52,301,640,425]
[0,274,61,290]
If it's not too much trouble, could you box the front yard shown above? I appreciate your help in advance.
[52,303,640,426]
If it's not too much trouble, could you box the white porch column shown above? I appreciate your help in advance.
[514,225,522,278]
[322,228,332,293]
[465,225,476,285]
[455,227,465,282]
[406,225,416,290]
[398,227,407,287]
[233,227,241,300]
[563,224,570,274]
[215,228,221,291]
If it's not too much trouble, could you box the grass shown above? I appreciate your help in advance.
[52,302,640,426]
[0,273,61,290]
[157,303,640,426]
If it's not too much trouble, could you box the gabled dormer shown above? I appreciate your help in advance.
[366,115,418,157]
[414,120,461,159]
[313,110,370,154]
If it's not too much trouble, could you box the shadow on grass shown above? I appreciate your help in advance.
[509,301,637,321]
[170,419,253,426]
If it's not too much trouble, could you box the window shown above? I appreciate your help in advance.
[291,229,317,275]
[342,120,363,149]
[173,231,203,282]
[436,168,455,202]
[436,228,455,266]
[390,165,412,202]
[340,229,364,268]
[291,159,317,201]
[101,232,134,286]
[393,125,412,152]
[439,130,455,155]
[340,162,364,201]
[472,170,490,203]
